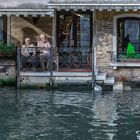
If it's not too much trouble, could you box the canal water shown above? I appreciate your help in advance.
[0,88,140,140]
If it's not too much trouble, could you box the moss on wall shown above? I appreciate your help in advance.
[0,78,16,87]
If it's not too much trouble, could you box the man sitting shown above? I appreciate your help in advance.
[21,38,36,71]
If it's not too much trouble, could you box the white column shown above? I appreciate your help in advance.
[7,15,11,44]
[92,11,97,75]
[52,10,57,48]
[91,11,97,89]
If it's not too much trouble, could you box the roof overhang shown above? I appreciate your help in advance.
[0,9,54,16]
[47,4,140,11]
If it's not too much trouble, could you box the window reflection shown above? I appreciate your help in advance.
[118,18,140,52]
[58,12,91,48]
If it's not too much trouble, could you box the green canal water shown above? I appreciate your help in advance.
[0,88,140,140]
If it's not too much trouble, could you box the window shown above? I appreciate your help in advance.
[117,17,140,61]
[57,11,92,48]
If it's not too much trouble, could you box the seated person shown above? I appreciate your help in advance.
[21,38,36,70]
[37,34,51,71]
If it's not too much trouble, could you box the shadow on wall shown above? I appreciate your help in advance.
[7,34,20,46]
[22,27,39,46]
[23,17,52,38]
[9,16,52,46]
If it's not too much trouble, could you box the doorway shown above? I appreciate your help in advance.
[57,11,92,72]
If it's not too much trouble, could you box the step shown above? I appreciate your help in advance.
[20,72,92,77]
[104,76,115,85]
[96,72,106,81]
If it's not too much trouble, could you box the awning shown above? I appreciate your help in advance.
[47,4,140,11]
[0,9,54,16]
[0,0,54,16]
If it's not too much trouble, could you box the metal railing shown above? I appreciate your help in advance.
[15,45,96,89]
[58,47,92,71]
[17,46,92,72]
[108,51,140,62]
[17,46,57,72]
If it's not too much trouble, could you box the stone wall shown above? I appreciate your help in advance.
[0,59,16,79]
[96,14,113,74]
[114,68,140,82]
[11,16,52,45]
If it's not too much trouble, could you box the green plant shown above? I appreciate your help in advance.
[126,42,135,58]
[0,78,16,87]
[0,44,16,58]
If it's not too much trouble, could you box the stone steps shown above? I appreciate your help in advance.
[95,71,115,86]
[96,72,106,81]
[104,76,115,85]
[20,71,115,86]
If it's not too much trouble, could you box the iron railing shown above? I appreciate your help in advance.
[108,51,140,62]
[58,47,92,71]
[17,46,57,72]
[18,46,92,72]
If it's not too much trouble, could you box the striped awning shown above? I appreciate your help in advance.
[0,0,54,16]
[48,0,140,11]
[0,0,140,16]
[0,9,54,16]
[47,3,140,11]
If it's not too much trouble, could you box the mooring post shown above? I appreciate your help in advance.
[49,10,56,88]
[16,45,21,90]
[92,11,96,89]
[49,46,53,87]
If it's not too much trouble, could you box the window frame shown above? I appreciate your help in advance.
[113,14,140,63]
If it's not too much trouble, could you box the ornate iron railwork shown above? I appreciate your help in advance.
[20,47,57,72]
[19,46,92,72]
[58,47,92,71]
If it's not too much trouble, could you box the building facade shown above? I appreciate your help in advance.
[1,0,140,87]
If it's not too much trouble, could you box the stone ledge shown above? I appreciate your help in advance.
[109,62,140,67]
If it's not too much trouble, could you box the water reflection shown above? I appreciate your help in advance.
[0,88,140,140]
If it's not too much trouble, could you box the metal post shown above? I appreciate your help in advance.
[16,45,21,89]
[49,10,56,87]
[92,11,96,89]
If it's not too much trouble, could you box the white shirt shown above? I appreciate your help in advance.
[21,44,35,56]
[37,41,51,55]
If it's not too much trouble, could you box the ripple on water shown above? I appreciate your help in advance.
[0,89,140,140]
